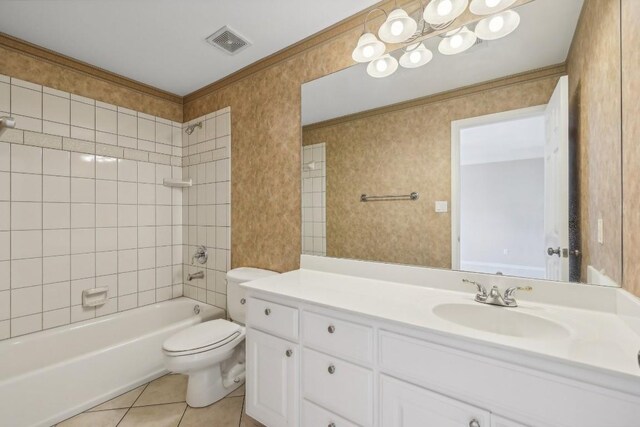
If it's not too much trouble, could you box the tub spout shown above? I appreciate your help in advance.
[188,271,204,281]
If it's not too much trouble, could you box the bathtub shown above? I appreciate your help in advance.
[0,297,224,427]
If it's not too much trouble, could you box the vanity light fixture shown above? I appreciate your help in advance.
[399,42,433,68]
[438,26,477,55]
[352,0,523,78]
[367,54,399,78]
[469,0,516,15]
[423,0,469,25]
[379,8,419,43]
[475,10,520,40]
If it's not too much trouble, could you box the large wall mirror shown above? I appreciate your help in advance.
[300,0,623,287]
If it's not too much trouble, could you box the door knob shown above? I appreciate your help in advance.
[240,298,246,305]
[327,365,336,374]
[469,420,481,427]
[285,349,293,357]
[547,247,561,257]
[327,325,335,334]
[264,308,271,316]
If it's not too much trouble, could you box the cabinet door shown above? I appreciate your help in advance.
[381,375,491,427]
[492,415,528,427]
[246,328,298,427]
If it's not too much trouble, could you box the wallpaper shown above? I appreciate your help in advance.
[622,0,639,296]
[303,76,559,268]
[566,0,622,285]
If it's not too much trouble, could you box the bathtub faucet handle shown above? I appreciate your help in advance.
[191,245,208,265]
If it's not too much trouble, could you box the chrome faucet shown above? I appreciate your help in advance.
[463,279,532,307]
[188,271,204,281]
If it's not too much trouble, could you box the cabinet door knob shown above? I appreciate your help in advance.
[328,424,336,427]
[240,298,246,305]
[327,325,335,334]
[264,308,271,316]
[469,419,480,427]
[327,365,336,374]
[285,349,293,357]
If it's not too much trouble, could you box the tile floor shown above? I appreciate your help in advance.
[56,374,265,427]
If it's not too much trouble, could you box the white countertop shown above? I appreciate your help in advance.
[242,268,640,394]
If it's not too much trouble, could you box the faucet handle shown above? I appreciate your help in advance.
[504,286,533,302]
[463,279,488,298]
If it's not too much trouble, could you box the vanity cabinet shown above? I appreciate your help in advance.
[245,294,640,427]
[246,328,299,427]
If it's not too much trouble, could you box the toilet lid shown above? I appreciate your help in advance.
[163,319,242,354]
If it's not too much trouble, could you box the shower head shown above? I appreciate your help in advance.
[185,122,202,135]
[0,116,16,130]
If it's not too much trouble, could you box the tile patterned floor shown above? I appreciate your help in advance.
[56,374,265,427]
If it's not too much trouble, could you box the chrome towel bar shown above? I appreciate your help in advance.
[360,192,419,202]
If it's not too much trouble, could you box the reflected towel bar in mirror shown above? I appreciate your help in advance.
[360,192,419,202]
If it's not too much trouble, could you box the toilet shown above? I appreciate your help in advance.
[162,267,279,407]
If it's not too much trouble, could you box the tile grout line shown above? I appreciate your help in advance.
[114,381,150,427]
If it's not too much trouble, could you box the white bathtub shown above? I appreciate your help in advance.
[0,297,224,427]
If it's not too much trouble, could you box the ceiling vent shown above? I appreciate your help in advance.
[206,26,251,55]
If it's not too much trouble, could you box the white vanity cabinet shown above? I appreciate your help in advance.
[244,293,640,427]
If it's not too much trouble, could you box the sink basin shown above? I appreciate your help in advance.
[432,303,570,339]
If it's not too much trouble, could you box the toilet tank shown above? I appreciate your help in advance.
[226,267,279,324]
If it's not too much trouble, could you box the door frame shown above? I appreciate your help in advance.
[450,105,547,270]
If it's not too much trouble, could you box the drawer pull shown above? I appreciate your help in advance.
[240,298,246,305]
[328,365,336,374]
[327,325,335,334]
[286,349,293,357]
[469,420,480,427]
[264,308,271,316]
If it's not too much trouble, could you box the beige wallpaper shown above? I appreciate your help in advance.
[622,0,640,296]
[566,0,622,285]
[303,76,559,268]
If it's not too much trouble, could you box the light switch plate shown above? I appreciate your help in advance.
[435,201,448,213]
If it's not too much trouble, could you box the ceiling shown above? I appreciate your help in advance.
[0,0,380,96]
[302,0,584,125]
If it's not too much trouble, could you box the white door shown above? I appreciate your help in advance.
[543,76,570,281]
[246,328,298,427]
[380,375,491,427]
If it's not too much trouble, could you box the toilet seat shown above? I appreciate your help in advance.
[163,319,244,357]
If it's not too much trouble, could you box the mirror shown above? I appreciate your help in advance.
[300,0,623,286]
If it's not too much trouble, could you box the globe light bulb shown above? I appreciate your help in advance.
[489,15,505,32]
[409,51,422,64]
[485,0,500,7]
[437,0,453,16]
[450,34,463,49]
[390,20,405,36]
[362,45,375,58]
[375,59,388,72]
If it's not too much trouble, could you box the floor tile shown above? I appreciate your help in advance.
[241,412,266,427]
[179,396,243,427]
[226,383,245,398]
[119,402,186,427]
[88,385,146,411]
[134,374,187,406]
[57,408,126,427]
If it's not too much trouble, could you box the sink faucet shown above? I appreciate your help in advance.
[463,279,532,307]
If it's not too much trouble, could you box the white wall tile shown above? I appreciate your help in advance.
[117,113,136,138]
[11,173,42,202]
[96,228,117,252]
[96,156,118,180]
[0,82,9,113]
[71,152,95,178]
[11,230,42,259]
[71,203,95,229]
[11,85,42,119]
[96,107,117,134]
[71,178,95,203]
[95,204,117,227]
[96,251,117,276]
[11,144,42,174]
[11,313,42,336]
[70,100,95,129]
[43,281,70,311]
[12,202,42,230]
[11,258,42,289]
[96,180,117,204]
[43,203,69,229]
[43,121,71,138]
[43,229,70,257]
[71,228,95,254]
[43,308,70,329]
[117,159,137,181]
[43,148,70,176]
[43,94,70,125]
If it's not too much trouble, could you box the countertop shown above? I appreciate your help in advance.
[241,268,640,395]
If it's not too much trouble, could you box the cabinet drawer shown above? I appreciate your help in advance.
[247,297,299,341]
[302,400,359,427]
[302,348,373,426]
[302,311,373,364]
[380,375,490,427]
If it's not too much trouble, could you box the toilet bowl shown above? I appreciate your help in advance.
[162,267,279,407]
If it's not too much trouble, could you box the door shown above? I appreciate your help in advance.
[543,76,570,281]
[380,375,491,427]
[246,328,298,427]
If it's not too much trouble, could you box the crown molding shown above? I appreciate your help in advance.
[303,63,567,133]
[0,32,183,105]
